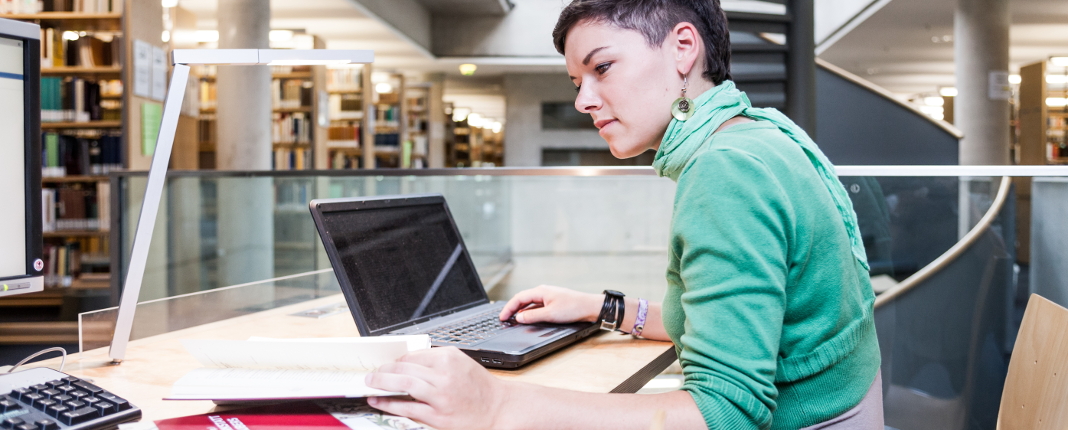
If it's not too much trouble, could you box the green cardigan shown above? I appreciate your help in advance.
[659,121,881,430]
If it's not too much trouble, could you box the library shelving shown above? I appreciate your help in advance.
[2,0,165,345]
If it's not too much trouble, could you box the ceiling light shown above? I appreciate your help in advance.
[919,105,944,115]
[160,0,177,7]
[467,113,484,127]
[269,30,294,43]
[923,96,944,107]
[490,122,502,133]
[452,107,471,122]
[1008,74,1021,84]
[459,64,477,76]
[1047,75,1068,84]
[62,31,79,41]
[931,112,944,121]
[939,87,957,97]
[1050,57,1068,67]
[1047,97,1068,107]
[161,30,170,43]
[375,82,393,94]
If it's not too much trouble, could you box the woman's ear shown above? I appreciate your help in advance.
[670,22,702,76]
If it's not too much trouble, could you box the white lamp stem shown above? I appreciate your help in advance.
[108,64,191,363]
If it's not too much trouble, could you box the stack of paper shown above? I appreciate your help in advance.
[168,336,430,401]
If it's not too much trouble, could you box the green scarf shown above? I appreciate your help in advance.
[652,80,869,270]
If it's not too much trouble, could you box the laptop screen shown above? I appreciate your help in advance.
[319,201,486,333]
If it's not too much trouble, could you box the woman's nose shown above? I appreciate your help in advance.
[575,86,601,114]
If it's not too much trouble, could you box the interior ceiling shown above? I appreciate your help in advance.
[819,0,1068,98]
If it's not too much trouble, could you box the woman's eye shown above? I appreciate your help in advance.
[575,85,581,93]
[595,62,611,74]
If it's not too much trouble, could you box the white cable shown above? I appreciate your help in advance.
[7,347,67,373]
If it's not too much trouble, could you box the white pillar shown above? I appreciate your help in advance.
[214,0,274,287]
[954,0,1011,165]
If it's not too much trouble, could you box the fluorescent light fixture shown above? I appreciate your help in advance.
[1047,97,1068,107]
[939,87,957,97]
[161,0,178,7]
[194,30,219,43]
[452,107,471,122]
[459,63,477,76]
[1008,74,1021,84]
[1050,57,1068,67]
[923,96,944,107]
[467,113,484,127]
[490,122,502,133]
[269,30,294,42]
[1048,75,1068,84]
[108,48,374,364]
[919,105,944,115]
[161,30,170,43]
[375,82,393,94]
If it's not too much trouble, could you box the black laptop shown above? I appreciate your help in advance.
[308,193,598,369]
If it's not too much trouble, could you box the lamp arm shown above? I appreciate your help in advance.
[108,64,191,363]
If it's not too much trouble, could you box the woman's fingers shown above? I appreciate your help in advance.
[375,361,443,388]
[514,306,555,324]
[498,288,547,320]
[367,396,436,423]
[365,369,436,400]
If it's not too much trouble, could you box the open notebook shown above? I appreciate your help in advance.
[168,335,430,401]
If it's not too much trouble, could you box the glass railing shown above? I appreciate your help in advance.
[86,166,1068,430]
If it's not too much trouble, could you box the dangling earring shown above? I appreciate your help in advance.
[671,76,695,121]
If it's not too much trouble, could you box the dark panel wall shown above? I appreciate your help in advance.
[815,66,959,165]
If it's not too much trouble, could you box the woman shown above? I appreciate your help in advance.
[365,0,883,428]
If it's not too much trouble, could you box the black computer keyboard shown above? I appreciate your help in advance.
[0,367,140,430]
[427,307,517,345]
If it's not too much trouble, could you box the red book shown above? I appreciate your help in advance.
[121,400,430,430]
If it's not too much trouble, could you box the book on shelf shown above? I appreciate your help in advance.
[41,76,122,122]
[118,400,430,430]
[0,0,122,13]
[39,29,122,69]
[328,93,363,120]
[168,335,430,401]
[273,146,312,170]
[41,132,122,177]
[272,77,312,109]
[330,151,362,169]
[373,133,399,148]
[272,111,312,144]
[43,182,107,231]
[198,79,216,110]
[326,67,362,92]
[327,123,361,147]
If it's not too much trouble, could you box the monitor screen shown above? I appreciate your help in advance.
[0,35,26,280]
[319,202,486,333]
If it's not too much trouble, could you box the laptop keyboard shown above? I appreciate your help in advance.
[427,308,516,346]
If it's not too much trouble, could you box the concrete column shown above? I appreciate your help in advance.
[216,0,271,170]
[954,0,1011,165]
[214,0,274,287]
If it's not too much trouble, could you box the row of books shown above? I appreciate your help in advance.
[197,116,216,143]
[41,242,80,288]
[41,77,122,122]
[326,67,363,92]
[373,132,401,147]
[273,78,312,109]
[41,182,109,232]
[328,93,362,120]
[198,80,217,110]
[272,147,312,170]
[272,112,313,144]
[40,31,122,69]
[326,124,361,146]
[42,132,123,177]
[0,0,121,14]
[329,151,363,169]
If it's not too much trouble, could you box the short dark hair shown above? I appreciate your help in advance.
[552,0,732,85]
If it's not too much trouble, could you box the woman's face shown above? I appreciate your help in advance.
[565,21,680,158]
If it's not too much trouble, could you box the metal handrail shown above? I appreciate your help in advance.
[873,176,1012,308]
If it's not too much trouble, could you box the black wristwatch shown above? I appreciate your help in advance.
[598,290,626,331]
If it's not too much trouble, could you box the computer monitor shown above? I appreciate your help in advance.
[0,17,43,297]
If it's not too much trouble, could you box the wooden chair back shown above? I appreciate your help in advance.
[998,294,1068,429]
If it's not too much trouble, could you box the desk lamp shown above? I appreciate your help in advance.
[108,49,374,364]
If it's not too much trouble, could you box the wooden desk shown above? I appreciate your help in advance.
[29,295,677,422]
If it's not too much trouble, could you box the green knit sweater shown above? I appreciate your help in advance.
[659,121,881,430]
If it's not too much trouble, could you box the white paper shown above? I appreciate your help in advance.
[132,40,151,98]
[151,46,167,101]
[169,335,431,401]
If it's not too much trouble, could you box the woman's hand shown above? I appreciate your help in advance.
[498,285,603,324]
[365,347,513,430]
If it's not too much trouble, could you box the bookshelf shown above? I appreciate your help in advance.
[402,83,429,168]
[2,0,165,343]
[194,61,324,170]
[325,65,367,169]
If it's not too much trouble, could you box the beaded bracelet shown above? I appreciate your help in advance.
[631,298,649,338]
